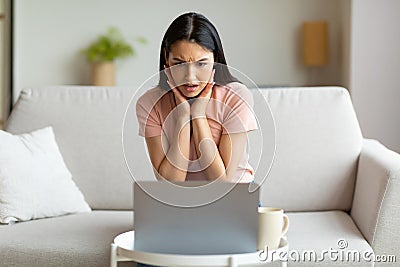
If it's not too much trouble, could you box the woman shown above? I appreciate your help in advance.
[136,12,257,183]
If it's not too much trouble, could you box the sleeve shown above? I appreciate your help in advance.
[135,92,162,137]
[222,84,258,134]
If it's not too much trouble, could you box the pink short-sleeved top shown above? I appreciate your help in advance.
[136,82,258,182]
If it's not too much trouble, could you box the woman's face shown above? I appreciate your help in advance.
[166,40,215,98]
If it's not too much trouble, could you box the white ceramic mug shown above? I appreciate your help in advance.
[257,207,289,250]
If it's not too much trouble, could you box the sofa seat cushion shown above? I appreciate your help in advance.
[0,210,373,267]
[0,210,133,267]
[279,211,373,266]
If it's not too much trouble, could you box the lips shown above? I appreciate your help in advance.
[184,84,199,92]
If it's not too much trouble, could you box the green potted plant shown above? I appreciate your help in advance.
[83,27,147,86]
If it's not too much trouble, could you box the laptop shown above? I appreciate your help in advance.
[133,181,259,255]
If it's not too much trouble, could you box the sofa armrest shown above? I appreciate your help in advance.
[351,138,400,258]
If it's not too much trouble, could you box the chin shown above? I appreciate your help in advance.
[184,91,201,98]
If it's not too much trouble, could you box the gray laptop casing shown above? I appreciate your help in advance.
[134,181,259,255]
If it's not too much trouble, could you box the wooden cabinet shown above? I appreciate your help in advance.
[0,0,10,130]
[0,0,4,129]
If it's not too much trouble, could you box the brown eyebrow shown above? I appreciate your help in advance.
[171,57,210,62]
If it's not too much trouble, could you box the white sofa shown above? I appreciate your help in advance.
[0,86,399,267]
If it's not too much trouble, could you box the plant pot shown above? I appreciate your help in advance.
[92,62,115,86]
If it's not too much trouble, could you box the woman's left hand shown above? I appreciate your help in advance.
[191,69,215,118]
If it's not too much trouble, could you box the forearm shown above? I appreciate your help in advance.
[158,116,191,181]
[192,117,228,181]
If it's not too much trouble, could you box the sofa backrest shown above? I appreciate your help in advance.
[5,86,362,211]
[256,87,362,211]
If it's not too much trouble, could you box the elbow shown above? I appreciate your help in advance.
[157,166,187,182]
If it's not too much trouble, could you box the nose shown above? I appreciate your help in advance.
[183,63,196,82]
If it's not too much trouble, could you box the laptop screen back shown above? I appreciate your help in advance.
[134,181,259,255]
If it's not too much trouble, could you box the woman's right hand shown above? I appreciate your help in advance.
[164,65,191,118]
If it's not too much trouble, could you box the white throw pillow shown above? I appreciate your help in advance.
[0,126,91,224]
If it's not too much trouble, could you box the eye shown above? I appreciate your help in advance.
[196,62,207,67]
[171,62,186,69]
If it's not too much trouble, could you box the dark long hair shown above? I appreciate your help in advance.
[158,12,239,90]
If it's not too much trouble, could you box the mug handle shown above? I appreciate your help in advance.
[281,214,289,236]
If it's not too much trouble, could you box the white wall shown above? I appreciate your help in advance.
[13,0,345,103]
[350,0,400,153]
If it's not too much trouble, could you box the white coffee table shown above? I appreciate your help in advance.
[111,231,288,267]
